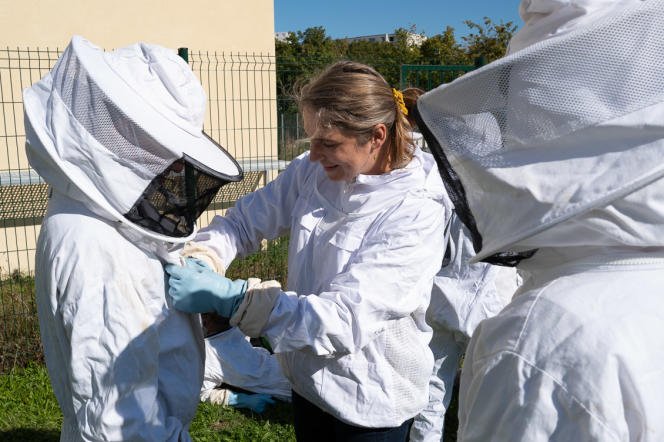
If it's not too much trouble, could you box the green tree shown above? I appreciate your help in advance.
[462,17,517,63]
[274,32,302,113]
[344,27,422,87]
[420,26,469,65]
[381,27,423,86]
[299,26,339,58]
[275,27,343,113]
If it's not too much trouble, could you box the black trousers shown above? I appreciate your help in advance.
[292,390,413,442]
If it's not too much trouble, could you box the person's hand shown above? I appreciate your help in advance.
[227,392,276,413]
[165,259,247,317]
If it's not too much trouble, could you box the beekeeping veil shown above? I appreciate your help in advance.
[23,36,242,243]
[415,0,664,265]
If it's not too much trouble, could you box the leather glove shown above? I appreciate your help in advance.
[165,259,247,317]
[227,392,276,413]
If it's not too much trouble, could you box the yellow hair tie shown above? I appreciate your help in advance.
[392,88,408,116]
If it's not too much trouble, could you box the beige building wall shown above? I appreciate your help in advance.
[0,0,274,52]
[0,0,278,277]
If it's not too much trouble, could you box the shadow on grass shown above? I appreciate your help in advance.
[233,398,294,425]
[0,429,60,441]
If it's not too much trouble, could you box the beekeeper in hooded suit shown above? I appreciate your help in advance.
[415,0,664,440]
[23,36,242,441]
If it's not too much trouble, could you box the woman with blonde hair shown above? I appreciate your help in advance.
[165,60,450,441]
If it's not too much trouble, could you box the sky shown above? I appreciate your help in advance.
[274,0,523,40]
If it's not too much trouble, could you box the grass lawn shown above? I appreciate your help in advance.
[0,364,460,441]
[0,363,296,441]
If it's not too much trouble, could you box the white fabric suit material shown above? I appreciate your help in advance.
[201,327,291,401]
[426,215,518,345]
[508,0,638,53]
[461,247,664,441]
[194,148,449,427]
[36,193,203,441]
[410,214,518,442]
[416,0,664,440]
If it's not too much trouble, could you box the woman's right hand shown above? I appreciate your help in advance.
[165,259,247,317]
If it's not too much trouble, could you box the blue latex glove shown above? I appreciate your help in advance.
[227,392,276,413]
[183,257,214,273]
[165,259,247,317]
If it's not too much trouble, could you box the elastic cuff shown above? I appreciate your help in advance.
[229,283,247,316]
[201,388,232,405]
[181,241,226,275]
[230,278,282,337]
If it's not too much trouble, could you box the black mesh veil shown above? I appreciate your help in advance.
[125,155,237,238]
[413,104,536,267]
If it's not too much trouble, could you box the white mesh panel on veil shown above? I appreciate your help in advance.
[51,47,174,176]
[417,0,664,263]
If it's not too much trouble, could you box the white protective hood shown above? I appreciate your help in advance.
[507,0,640,53]
[416,0,664,263]
[24,36,242,244]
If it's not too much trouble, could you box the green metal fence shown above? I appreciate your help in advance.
[400,63,477,90]
[0,47,59,371]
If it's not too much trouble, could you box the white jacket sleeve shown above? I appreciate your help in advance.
[194,153,310,265]
[261,195,447,355]
[428,214,516,341]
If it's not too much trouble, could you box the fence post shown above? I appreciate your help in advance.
[177,47,189,63]
[280,112,284,154]
[177,46,196,211]
[474,55,487,68]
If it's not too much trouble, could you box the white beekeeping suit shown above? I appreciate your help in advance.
[23,36,242,441]
[416,0,664,440]
[410,213,519,442]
